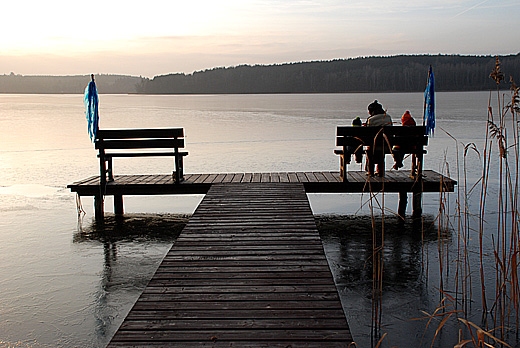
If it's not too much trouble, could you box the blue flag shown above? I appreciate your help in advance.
[84,74,99,142]
[423,66,435,136]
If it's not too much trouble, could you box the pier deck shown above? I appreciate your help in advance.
[68,170,455,196]
[68,170,456,219]
[107,183,353,347]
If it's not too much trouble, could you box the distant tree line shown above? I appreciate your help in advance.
[0,74,144,94]
[1,54,519,94]
[138,54,520,94]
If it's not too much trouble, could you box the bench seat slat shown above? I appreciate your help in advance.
[103,151,189,158]
[96,139,184,150]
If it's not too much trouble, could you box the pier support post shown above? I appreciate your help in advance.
[94,194,104,223]
[398,191,407,220]
[412,191,422,218]
[114,195,124,215]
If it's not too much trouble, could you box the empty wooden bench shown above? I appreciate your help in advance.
[95,128,188,186]
[334,126,428,182]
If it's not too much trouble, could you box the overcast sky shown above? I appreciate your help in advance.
[0,0,518,78]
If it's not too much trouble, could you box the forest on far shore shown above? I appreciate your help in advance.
[1,54,519,94]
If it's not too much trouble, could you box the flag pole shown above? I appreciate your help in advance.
[423,66,430,127]
[423,65,435,136]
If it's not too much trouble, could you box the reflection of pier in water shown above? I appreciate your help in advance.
[318,215,442,290]
[318,214,449,345]
[75,213,452,347]
[73,215,187,346]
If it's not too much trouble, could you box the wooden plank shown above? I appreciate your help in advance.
[231,173,243,183]
[97,138,184,150]
[202,174,219,184]
[322,171,339,183]
[138,291,340,301]
[288,172,299,183]
[313,171,328,183]
[193,174,209,184]
[252,173,262,182]
[296,172,307,182]
[258,172,268,182]
[213,173,227,183]
[304,172,319,182]
[221,173,235,183]
[242,173,253,183]
[278,172,290,182]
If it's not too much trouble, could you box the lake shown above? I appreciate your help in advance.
[0,92,517,347]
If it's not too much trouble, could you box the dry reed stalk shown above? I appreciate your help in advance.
[457,318,512,348]
[483,57,520,341]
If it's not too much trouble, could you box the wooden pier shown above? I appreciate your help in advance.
[68,170,456,346]
[107,183,352,347]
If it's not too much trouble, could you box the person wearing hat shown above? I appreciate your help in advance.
[392,110,417,170]
[343,116,364,165]
[401,110,416,126]
[366,100,393,126]
[351,116,363,163]
[365,100,392,176]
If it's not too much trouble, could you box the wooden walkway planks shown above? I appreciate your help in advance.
[108,183,352,347]
[67,170,456,196]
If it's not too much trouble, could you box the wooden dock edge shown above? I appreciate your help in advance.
[67,170,456,222]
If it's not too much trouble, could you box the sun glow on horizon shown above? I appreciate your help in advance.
[0,0,518,77]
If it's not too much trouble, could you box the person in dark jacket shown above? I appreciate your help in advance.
[365,100,392,176]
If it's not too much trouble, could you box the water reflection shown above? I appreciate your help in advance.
[317,214,440,288]
[73,214,188,347]
[316,214,449,347]
[71,213,478,347]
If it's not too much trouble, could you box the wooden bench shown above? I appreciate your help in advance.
[334,126,428,182]
[95,128,188,186]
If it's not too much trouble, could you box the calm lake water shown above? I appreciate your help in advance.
[0,92,517,347]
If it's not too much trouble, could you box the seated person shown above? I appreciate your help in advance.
[392,110,417,170]
[365,100,392,176]
[366,100,393,126]
[344,116,363,164]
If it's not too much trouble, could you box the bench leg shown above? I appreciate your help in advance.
[339,154,348,182]
[174,154,184,183]
[114,195,124,215]
[107,158,114,181]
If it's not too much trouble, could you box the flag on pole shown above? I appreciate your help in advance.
[84,74,99,142]
[423,66,435,136]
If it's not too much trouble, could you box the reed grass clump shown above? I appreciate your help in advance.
[365,57,520,347]
[435,56,519,346]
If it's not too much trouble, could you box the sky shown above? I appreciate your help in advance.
[0,0,518,78]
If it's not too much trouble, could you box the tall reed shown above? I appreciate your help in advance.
[437,56,520,346]
[483,57,520,341]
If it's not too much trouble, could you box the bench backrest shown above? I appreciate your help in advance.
[336,126,427,151]
[95,128,185,150]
